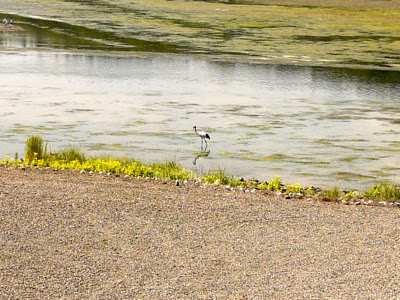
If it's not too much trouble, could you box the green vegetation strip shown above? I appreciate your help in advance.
[2,135,400,205]
[2,0,400,69]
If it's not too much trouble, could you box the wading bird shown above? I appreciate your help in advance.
[193,125,210,150]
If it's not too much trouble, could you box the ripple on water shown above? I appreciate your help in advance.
[87,143,132,151]
[338,155,361,163]
[334,172,376,181]
[7,125,57,134]
[2,50,400,189]
[65,108,96,113]
[0,112,15,116]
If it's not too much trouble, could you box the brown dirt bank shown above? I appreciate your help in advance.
[1,166,399,298]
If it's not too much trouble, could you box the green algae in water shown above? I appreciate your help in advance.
[8,125,56,134]
[1,112,15,116]
[338,155,361,163]
[371,169,396,177]
[334,172,375,180]
[105,130,140,136]
[297,172,316,177]
[123,120,149,127]
[219,152,233,157]
[2,0,399,69]
[262,154,291,161]
[66,108,96,113]
[87,143,130,151]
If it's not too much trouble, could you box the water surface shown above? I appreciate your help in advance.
[1,25,400,189]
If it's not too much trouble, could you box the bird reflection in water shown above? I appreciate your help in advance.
[193,150,210,165]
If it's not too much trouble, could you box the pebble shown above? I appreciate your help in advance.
[2,166,400,298]
[290,192,302,197]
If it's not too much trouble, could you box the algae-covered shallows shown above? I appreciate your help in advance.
[1,0,400,69]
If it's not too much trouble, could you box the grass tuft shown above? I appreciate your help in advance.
[202,169,248,187]
[25,135,47,162]
[286,183,302,194]
[363,183,400,202]
[323,186,341,201]
[54,147,86,163]
[267,176,283,191]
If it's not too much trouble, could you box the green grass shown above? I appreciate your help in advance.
[344,190,361,201]
[363,183,400,202]
[322,186,341,201]
[3,136,400,204]
[285,183,302,194]
[47,156,192,180]
[20,136,194,180]
[266,175,283,191]
[202,169,248,187]
[54,147,86,163]
[25,135,47,162]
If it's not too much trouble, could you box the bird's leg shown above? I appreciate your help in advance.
[201,138,203,151]
[204,139,208,150]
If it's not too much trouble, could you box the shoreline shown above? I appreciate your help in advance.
[3,47,399,72]
[1,165,399,298]
[1,164,399,208]
[0,23,23,32]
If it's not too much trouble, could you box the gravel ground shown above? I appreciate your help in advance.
[0,166,399,299]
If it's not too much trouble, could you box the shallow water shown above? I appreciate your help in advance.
[1,26,400,189]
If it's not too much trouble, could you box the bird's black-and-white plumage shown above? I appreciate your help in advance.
[193,125,210,150]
